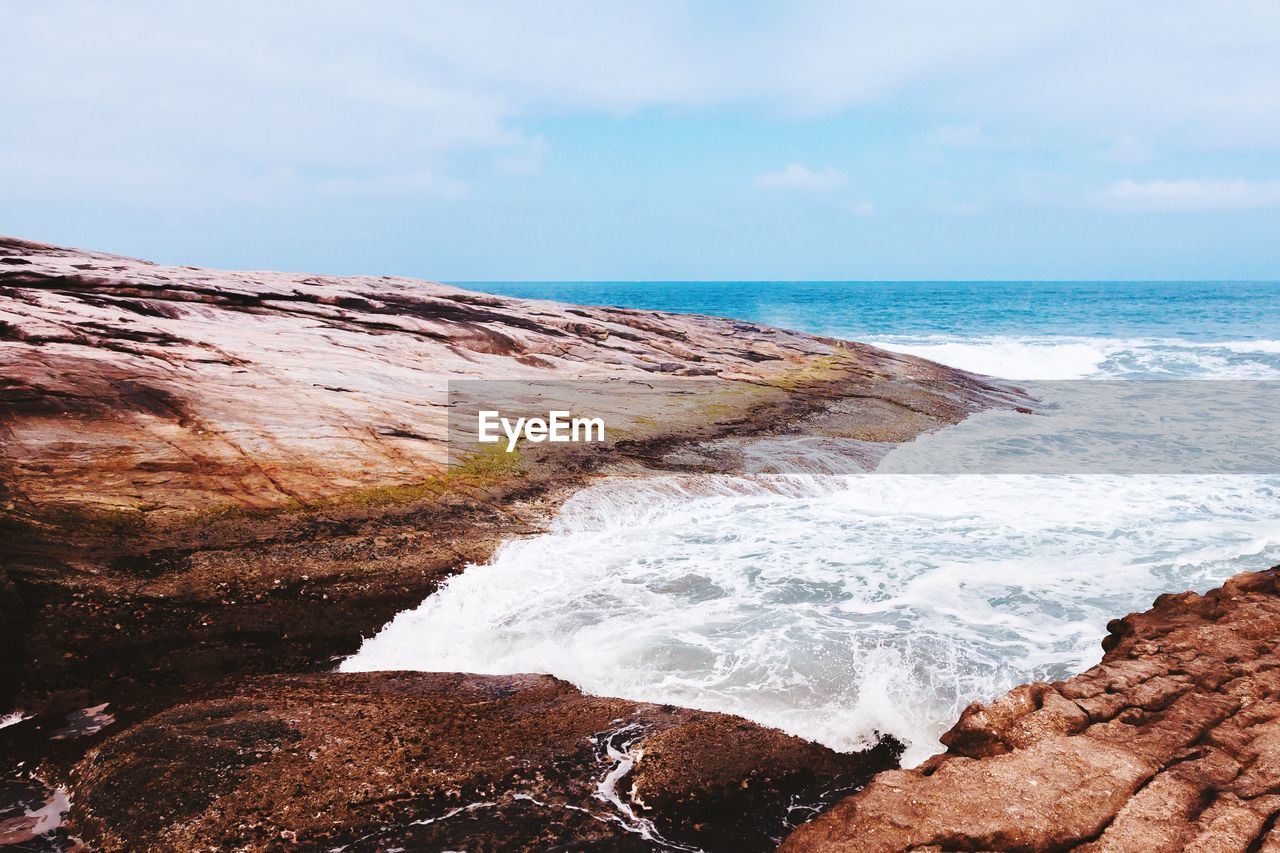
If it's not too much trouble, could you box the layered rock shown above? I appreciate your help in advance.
[0,235,987,531]
[62,672,900,851]
[0,237,1015,850]
[781,567,1280,853]
[0,236,1009,712]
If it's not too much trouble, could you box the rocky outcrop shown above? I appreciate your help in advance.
[781,567,1280,853]
[60,672,900,851]
[0,236,1010,713]
[0,235,987,532]
[0,237,1016,850]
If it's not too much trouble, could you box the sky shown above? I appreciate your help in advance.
[4,1,1280,280]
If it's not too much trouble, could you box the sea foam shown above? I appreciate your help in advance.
[344,337,1280,766]
[867,335,1280,380]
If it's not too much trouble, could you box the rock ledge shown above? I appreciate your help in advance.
[782,567,1280,853]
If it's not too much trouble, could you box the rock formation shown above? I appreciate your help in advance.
[60,672,899,851]
[0,237,1011,850]
[0,236,1007,712]
[8,237,1279,851]
[781,567,1280,853]
[0,235,989,528]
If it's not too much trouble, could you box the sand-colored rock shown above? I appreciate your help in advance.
[0,235,991,530]
[780,567,1280,853]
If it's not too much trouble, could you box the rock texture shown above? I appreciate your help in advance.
[0,235,986,529]
[0,237,1013,850]
[0,236,1009,713]
[781,567,1280,853]
[61,672,900,852]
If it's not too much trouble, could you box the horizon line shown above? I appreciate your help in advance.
[447,278,1280,285]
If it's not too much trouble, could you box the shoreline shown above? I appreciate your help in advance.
[11,565,1280,849]
[1,237,1015,849]
[0,236,1011,714]
[782,565,1280,852]
[8,238,1276,850]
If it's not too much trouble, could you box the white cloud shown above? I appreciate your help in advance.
[320,169,468,200]
[755,163,848,191]
[1099,136,1154,165]
[851,200,875,217]
[1097,178,1280,211]
[4,2,1280,212]
[495,136,548,177]
[927,123,984,147]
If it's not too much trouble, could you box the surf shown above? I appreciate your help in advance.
[344,333,1280,766]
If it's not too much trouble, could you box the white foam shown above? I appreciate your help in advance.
[871,337,1109,379]
[345,470,1280,765]
[865,335,1280,380]
[0,711,27,729]
[343,336,1280,766]
[2,785,72,844]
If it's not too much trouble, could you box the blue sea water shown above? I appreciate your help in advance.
[349,280,1280,770]
[458,280,1280,341]
[459,280,1280,380]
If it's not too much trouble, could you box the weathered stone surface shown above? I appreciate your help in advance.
[0,234,989,529]
[780,567,1280,853]
[0,237,1018,852]
[62,672,900,852]
[0,237,1011,714]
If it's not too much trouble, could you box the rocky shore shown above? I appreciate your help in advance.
[59,672,899,851]
[10,238,1276,852]
[0,237,1004,849]
[782,567,1280,852]
[0,236,1003,715]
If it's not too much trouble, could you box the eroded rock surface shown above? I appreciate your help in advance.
[63,672,900,852]
[0,235,986,528]
[0,236,1011,712]
[781,567,1280,853]
[0,236,1013,852]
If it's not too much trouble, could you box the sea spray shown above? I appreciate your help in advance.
[344,336,1280,766]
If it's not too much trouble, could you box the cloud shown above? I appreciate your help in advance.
[851,200,875,217]
[1097,178,1280,211]
[1099,136,1154,165]
[755,163,848,191]
[495,135,548,177]
[927,123,984,147]
[320,169,468,200]
[4,1,1280,217]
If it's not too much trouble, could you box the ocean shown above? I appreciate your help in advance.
[345,281,1280,765]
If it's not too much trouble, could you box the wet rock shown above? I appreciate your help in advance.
[780,566,1280,853]
[64,672,900,851]
[0,778,81,851]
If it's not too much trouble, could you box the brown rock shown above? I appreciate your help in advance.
[781,567,1280,853]
[63,671,900,852]
[0,236,1016,850]
[0,237,1015,714]
[0,234,992,531]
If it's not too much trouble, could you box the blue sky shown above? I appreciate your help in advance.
[4,1,1280,280]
